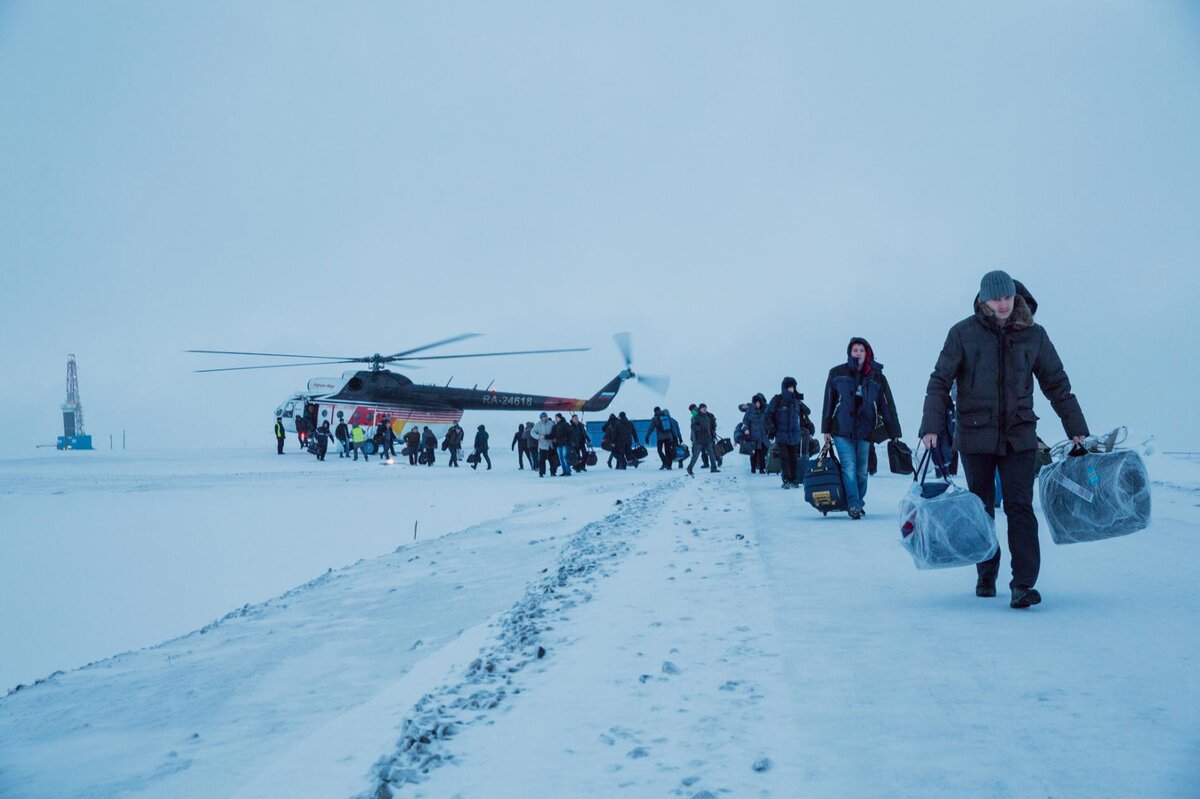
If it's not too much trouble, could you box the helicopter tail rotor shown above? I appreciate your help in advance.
[613,332,670,396]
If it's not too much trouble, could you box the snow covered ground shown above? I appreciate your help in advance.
[1,448,1198,798]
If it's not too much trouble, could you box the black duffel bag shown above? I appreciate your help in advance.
[888,440,915,475]
[715,437,734,457]
[804,444,848,516]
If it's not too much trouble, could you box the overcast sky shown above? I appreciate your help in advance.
[3,1,1198,456]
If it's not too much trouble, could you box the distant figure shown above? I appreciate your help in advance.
[742,394,771,475]
[531,412,556,477]
[551,413,573,476]
[314,421,332,461]
[688,405,709,469]
[472,424,492,470]
[445,422,465,467]
[334,417,350,458]
[274,416,286,454]
[351,424,368,461]
[767,378,811,489]
[295,415,310,451]
[403,427,420,465]
[375,419,389,458]
[512,424,529,470]
[602,413,618,468]
[421,426,437,466]
[651,407,681,470]
[381,418,397,459]
[569,414,589,472]
[523,421,539,470]
[687,403,720,476]
[610,411,637,470]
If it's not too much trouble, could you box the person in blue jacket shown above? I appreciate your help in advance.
[822,338,902,519]
[767,378,813,488]
[650,407,682,470]
[741,394,771,474]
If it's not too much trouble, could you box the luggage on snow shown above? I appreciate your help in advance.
[766,443,781,474]
[899,449,998,570]
[804,444,848,515]
[887,439,915,475]
[1038,441,1151,545]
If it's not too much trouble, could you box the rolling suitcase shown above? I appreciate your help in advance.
[804,444,848,515]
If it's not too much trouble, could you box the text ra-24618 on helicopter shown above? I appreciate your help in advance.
[188,333,668,438]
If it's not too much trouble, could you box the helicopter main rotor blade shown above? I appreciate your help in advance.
[187,349,366,361]
[393,347,590,362]
[613,332,633,368]
[385,333,483,360]
[193,360,362,373]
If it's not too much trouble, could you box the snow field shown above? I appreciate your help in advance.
[0,453,661,798]
[2,450,1198,798]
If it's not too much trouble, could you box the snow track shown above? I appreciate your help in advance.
[362,479,683,797]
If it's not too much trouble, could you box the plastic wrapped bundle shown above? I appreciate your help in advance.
[899,482,998,570]
[1038,449,1151,545]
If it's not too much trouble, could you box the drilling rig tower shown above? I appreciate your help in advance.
[57,354,94,450]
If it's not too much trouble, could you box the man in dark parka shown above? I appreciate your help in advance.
[921,271,1088,609]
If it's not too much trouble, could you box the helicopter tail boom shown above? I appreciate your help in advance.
[580,373,626,413]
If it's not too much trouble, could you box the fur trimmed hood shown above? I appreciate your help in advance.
[975,292,1034,331]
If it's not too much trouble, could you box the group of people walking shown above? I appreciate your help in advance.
[735,270,1088,608]
[274,416,493,470]
[516,412,592,477]
[272,271,1089,608]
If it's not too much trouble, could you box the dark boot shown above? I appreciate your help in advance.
[975,577,997,598]
[1010,586,1042,609]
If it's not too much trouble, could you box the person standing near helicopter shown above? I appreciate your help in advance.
[403,426,420,465]
[420,426,438,466]
[274,416,286,455]
[335,415,350,458]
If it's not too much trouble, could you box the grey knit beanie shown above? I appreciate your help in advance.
[979,270,1016,302]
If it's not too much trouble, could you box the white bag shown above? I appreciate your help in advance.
[899,451,998,570]
[1039,448,1151,545]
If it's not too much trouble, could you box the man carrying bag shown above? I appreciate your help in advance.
[920,272,1089,609]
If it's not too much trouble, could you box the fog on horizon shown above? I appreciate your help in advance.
[3,2,1198,456]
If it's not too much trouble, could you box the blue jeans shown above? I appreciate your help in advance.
[833,437,871,510]
[556,445,573,475]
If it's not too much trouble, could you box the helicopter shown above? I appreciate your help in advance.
[188,333,668,440]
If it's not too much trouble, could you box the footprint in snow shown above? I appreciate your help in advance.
[662,661,681,675]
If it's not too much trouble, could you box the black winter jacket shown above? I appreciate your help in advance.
[475,429,489,451]
[690,411,715,445]
[552,419,572,446]
[920,292,1088,455]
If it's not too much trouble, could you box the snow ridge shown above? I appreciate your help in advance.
[362,480,681,798]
